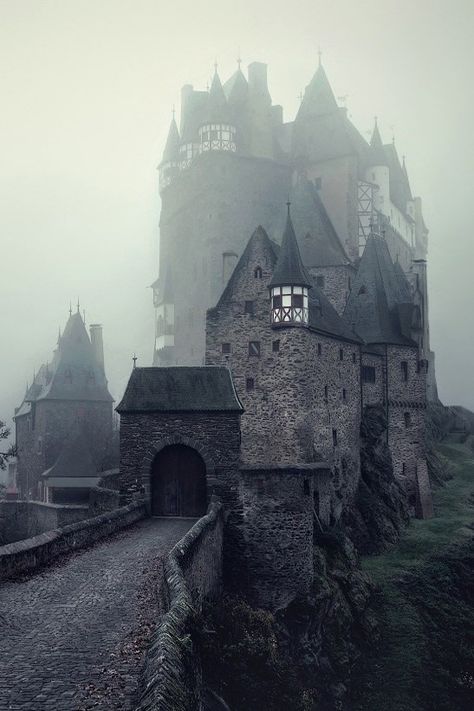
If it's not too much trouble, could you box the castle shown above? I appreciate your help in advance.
[11,57,436,608]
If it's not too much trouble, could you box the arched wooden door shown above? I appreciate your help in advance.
[151,444,207,517]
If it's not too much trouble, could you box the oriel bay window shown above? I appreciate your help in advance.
[271,285,309,325]
[199,124,236,153]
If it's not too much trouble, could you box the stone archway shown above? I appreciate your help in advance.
[150,444,207,517]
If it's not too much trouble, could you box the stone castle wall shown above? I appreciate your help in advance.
[308,264,354,315]
[0,500,89,547]
[205,235,361,521]
[239,465,329,610]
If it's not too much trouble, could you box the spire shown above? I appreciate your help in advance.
[161,113,180,163]
[296,62,339,120]
[269,205,312,288]
[370,117,388,166]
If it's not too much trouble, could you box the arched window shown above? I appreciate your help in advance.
[254,266,263,279]
[358,285,367,295]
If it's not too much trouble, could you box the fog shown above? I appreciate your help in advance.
[1,0,473,435]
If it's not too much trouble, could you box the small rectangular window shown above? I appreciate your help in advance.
[249,341,260,357]
[401,361,408,382]
[404,412,411,428]
[332,429,338,447]
[222,343,231,354]
[362,366,376,383]
[339,348,344,361]
[272,339,280,353]
[324,385,328,401]
[342,388,347,401]
[317,343,322,356]
[316,275,325,288]
[303,479,310,496]
[244,300,254,315]
[246,377,255,391]
[352,352,356,364]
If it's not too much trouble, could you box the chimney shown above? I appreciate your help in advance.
[89,324,104,372]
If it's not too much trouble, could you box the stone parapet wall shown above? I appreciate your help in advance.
[136,500,224,711]
[0,500,90,546]
[0,502,145,580]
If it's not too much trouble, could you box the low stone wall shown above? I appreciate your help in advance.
[0,500,90,546]
[0,501,146,580]
[88,487,120,516]
[136,499,224,711]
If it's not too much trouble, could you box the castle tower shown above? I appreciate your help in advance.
[269,205,311,326]
[14,308,114,500]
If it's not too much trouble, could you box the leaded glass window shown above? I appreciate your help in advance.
[199,124,236,153]
[271,286,309,325]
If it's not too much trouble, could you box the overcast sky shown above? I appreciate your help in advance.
[0,0,473,432]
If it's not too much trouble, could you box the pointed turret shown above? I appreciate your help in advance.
[161,116,180,164]
[270,205,311,327]
[370,117,388,166]
[159,113,181,191]
[296,62,339,120]
[225,66,248,106]
[199,66,236,154]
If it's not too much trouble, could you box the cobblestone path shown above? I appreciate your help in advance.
[0,517,194,711]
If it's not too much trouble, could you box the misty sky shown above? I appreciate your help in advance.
[1,0,473,433]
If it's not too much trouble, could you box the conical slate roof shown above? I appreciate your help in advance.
[344,235,415,345]
[269,209,312,288]
[161,117,180,164]
[369,119,388,166]
[205,70,231,123]
[296,63,339,120]
[224,68,248,105]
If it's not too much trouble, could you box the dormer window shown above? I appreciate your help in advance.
[271,286,309,325]
[199,124,236,153]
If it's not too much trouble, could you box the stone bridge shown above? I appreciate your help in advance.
[0,517,194,711]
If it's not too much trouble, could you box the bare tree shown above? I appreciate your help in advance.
[0,420,16,470]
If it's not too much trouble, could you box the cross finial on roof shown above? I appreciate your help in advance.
[132,353,138,369]
[76,298,80,313]
[318,46,322,66]
[214,58,218,73]
[286,199,291,216]
[69,301,72,316]
[172,105,175,120]
[237,47,242,69]
[374,115,378,126]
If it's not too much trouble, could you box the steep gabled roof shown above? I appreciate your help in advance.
[308,277,361,343]
[217,225,279,306]
[383,143,411,214]
[286,175,350,267]
[344,235,415,346]
[393,259,412,301]
[269,210,312,288]
[22,312,113,404]
[116,366,243,413]
[41,431,98,480]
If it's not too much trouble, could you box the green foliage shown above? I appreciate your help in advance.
[198,595,318,711]
[352,442,474,710]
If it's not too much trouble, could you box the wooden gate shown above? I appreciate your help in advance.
[151,444,207,517]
